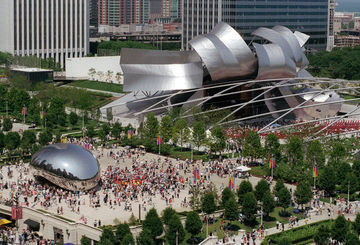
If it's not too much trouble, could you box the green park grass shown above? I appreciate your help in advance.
[68,80,124,94]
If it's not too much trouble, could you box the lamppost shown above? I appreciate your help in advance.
[260,201,263,227]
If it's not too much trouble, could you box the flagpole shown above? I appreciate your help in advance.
[158,139,161,155]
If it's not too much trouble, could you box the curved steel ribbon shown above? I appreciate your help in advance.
[189,22,257,81]
[253,43,297,80]
[120,48,203,92]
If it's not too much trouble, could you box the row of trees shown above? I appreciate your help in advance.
[308,46,360,80]
[138,112,226,155]
[88,207,204,245]
[0,85,102,129]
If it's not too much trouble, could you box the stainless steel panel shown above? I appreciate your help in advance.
[272,26,303,65]
[190,22,257,81]
[294,31,310,47]
[120,48,203,92]
[253,43,297,80]
[31,143,100,191]
[252,27,299,65]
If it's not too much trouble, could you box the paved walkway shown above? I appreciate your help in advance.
[209,201,357,245]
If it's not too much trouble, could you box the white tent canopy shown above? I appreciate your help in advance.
[235,166,251,172]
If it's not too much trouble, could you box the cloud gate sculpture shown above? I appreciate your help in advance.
[30,143,100,191]
[109,22,347,127]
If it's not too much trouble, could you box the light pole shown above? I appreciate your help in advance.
[261,201,263,227]
[348,180,350,207]
[176,230,178,245]
[206,214,208,237]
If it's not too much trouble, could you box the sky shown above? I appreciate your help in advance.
[336,0,360,12]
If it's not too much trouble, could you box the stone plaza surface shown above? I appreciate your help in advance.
[0,146,278,226]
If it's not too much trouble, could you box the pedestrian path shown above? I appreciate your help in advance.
[203,202,357,245]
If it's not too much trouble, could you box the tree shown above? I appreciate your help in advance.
[341,173,357,196]
[137,229,154,245]
[5,132,20,151]
[21,130,36,150]
[106,70,114,82]
[185,212,202,238]
[353,160,360,179]
[116,223,131,243]
[38,129,53,145]
[142,208,163,240]
[243,130,263,161]
[120,233,134,245]
[262,191,275,217]
[193,121,206,150]
[165,215,185,245]
[294,181,313,209]
[209,125,226,154]
[201,192,217,214]
[111,122,122,139]
[99,228,116,245]
[265,133,281,161]
[286,136,303,166]
[318,165,336,195]
[172,118,190,150]
[336,162,352,185]
[354,214,360,237]
[242,192,257,225]
[106,109,113,123]
[314,225,330,245]
[69,112,78,127]
[273,179,285,197]
[143,112,159,141]
[237,181,253,204]
[162,207,176,226]
[88,67,96,80]
[80,236,91,245]
[255,179,270,201]
[330,142,346,163]
[159,115,173,143]
[2,118,12,132]
[86,125,96,139]
[221,187,234,207]
[0,131,5,153]
[224,197,239,221]
[306,140,325,167]
[345,232,360,245]
[278,188,291,212]
[332,215,348,243]
[48,97,66,126]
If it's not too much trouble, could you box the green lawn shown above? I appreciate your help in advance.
[250,166,269,177]
[68,80,124,93]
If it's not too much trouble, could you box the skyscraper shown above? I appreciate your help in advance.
[98,0,150,25]
[162,0,181,19]
[0,0,89,68]
[90,0,99,27]
[182,0,329,51]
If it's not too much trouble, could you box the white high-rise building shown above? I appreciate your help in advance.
[0,0,89,69]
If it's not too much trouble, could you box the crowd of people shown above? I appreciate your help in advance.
[0,227,54,245]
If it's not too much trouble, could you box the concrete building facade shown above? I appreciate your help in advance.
[0,0,90,69]
[182,0,330,51]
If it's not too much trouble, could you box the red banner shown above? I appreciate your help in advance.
[11,206,23,220]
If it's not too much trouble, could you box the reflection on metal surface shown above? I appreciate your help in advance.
[298,89,344,120]
[253,43,296,80]
[190,22,257,81]
[252,27,300,64]
[272,26,303,66]
[294,31,310,47]
[30,143,100,191]
[296,69,313,78]
[120,48,203,92]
